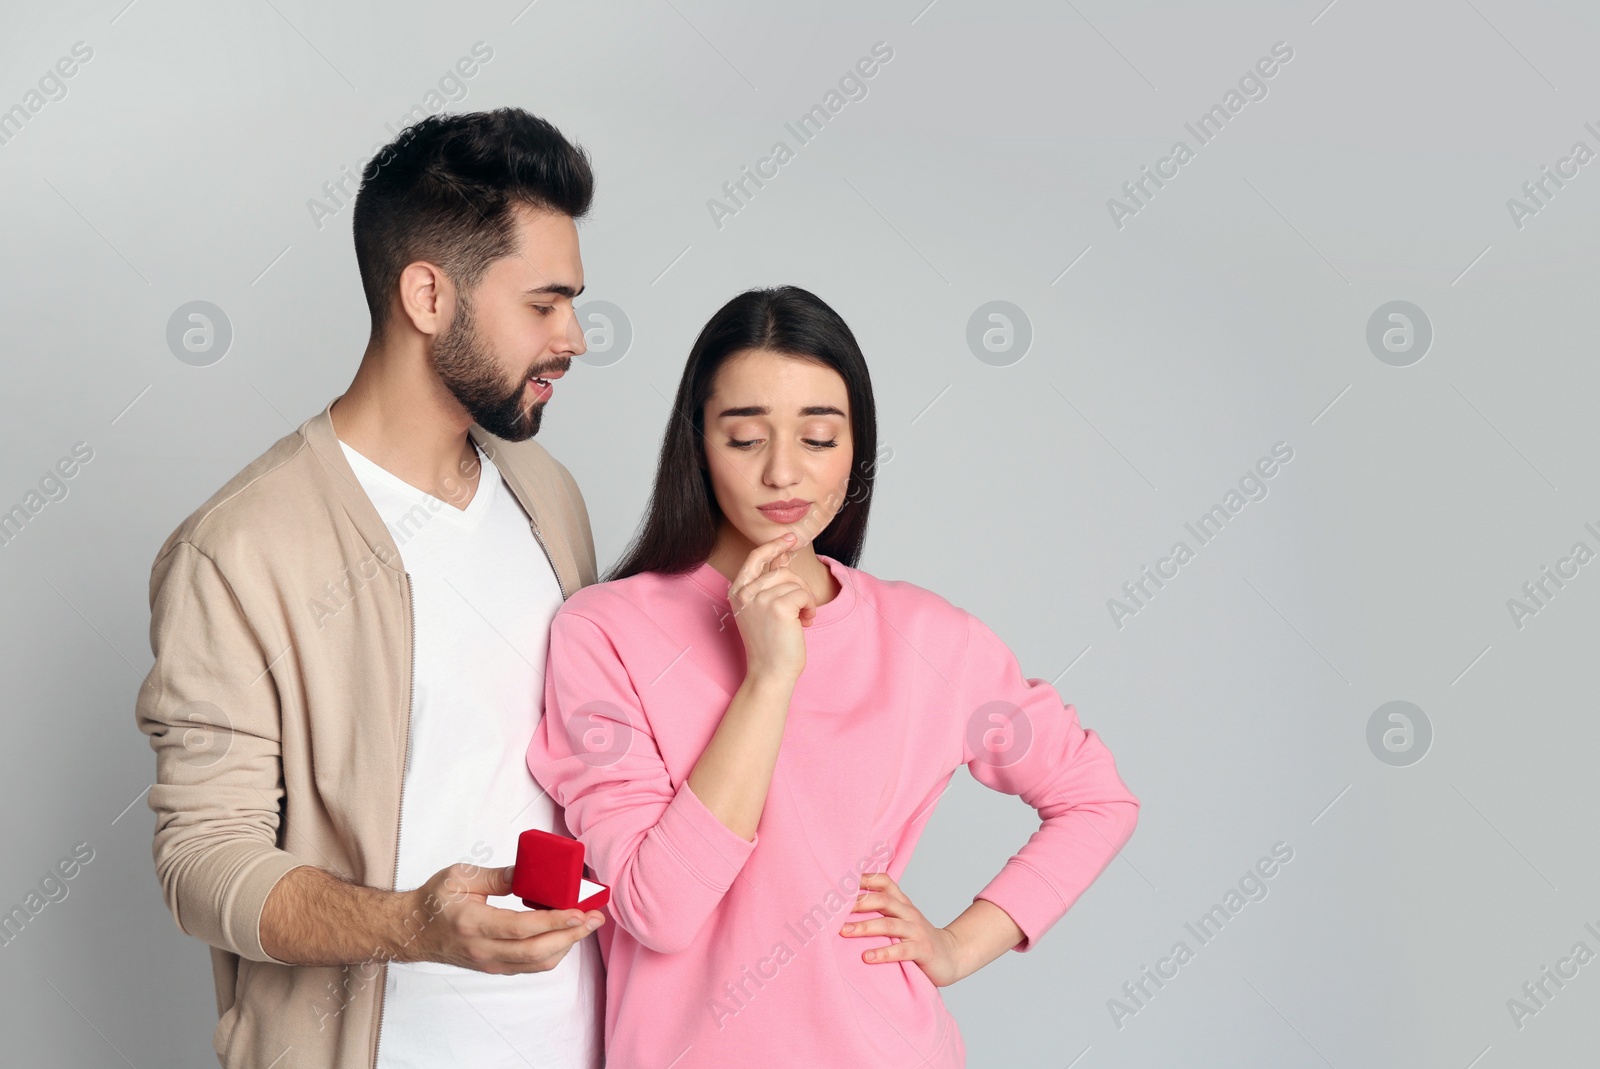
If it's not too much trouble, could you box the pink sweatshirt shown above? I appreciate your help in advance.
[526,553,1139,1068]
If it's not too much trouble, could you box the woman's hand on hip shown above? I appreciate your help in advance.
[839,872,969,987]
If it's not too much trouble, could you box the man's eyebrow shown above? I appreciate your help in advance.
[523,283,585,298]
[715,404,847,419]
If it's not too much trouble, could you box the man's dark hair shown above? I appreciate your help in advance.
[352,108,594,339]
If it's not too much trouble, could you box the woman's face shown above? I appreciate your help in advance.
[701,348,854,550]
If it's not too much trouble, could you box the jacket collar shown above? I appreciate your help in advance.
[298,397,576,592]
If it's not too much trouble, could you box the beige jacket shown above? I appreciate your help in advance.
[134,398,599,1068]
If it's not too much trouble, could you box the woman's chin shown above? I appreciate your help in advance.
[728,517,813,550]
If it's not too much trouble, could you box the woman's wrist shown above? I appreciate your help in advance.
[943,900,1025,982]
[742,668,799,696]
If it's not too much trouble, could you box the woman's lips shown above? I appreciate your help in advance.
[757,500,811,524]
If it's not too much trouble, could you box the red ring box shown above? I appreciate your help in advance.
[511,828,610,912]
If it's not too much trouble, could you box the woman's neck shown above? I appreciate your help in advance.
[706,530,840,607]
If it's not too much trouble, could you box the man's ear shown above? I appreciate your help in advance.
[397,260,451,337]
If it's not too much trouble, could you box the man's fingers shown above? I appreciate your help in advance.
[438,862,514,900]
[494,923,595,967]
[456,910,605,972]
[472,903,590,941]
[474,939,577,975]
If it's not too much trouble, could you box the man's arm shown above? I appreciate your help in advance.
[260,863,602,973]
[137,540,601,973]
[136,540,313,962]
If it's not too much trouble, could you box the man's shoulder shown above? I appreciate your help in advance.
[153,415,331,569]
[475,428,596,589]
[476,429,579,495]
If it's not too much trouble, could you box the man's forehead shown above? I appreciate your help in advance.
[492,208,583,294]
[510,201,578,240]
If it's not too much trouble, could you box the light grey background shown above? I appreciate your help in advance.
[2,0,1596,1065]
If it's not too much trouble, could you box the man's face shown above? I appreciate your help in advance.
[431,203,586,441]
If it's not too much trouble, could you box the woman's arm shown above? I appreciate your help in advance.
[685,672,796,840]
[687,532,815,839]
[842,610,1138,984]
[529,612,754,954]
[958,610,1141,953]
[527,537,817,954]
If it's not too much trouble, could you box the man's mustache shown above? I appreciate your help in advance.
[527,359,572,380]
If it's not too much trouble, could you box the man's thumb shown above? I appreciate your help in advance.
[447,862,515,897]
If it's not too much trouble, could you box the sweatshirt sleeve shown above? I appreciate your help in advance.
[528,610,758,954]
[957,610,1139,952]
[135,541,309,964]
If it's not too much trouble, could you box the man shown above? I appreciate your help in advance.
[135,108,607,1068]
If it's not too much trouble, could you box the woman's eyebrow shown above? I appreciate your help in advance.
[715,404,846,419]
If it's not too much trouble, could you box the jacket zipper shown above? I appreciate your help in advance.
[530,521,567,599]
[371,570,417,1069]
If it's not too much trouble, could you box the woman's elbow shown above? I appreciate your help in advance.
[1106,796,1140,849]
[609,900,701,954]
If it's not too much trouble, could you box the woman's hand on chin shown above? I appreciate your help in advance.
[728,532,816,683]
[838,872,968,987]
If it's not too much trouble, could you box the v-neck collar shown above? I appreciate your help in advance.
[337,438,497,528]
[299,396,588,596]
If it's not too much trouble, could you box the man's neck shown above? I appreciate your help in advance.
[330,341,481,508]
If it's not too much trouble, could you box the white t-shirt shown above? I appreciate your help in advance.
[339,438,602,1069]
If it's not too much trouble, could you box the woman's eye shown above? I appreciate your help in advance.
[725,438,838,450]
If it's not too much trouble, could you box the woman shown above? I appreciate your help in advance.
[526,285,1139,1067]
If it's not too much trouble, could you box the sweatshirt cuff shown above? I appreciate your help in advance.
[974,858,1069,954]
[656,780,759,893]
[209,847,313,964]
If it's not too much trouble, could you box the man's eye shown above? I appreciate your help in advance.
[532,305,554,315]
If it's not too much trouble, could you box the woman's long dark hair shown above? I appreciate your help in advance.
[605,285,879,581]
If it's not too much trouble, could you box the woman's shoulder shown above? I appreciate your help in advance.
[556,567,712,631]
[832,557,972,627]
[843,563,1029,674]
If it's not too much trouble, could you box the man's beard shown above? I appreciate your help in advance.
[431,292,545,441]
